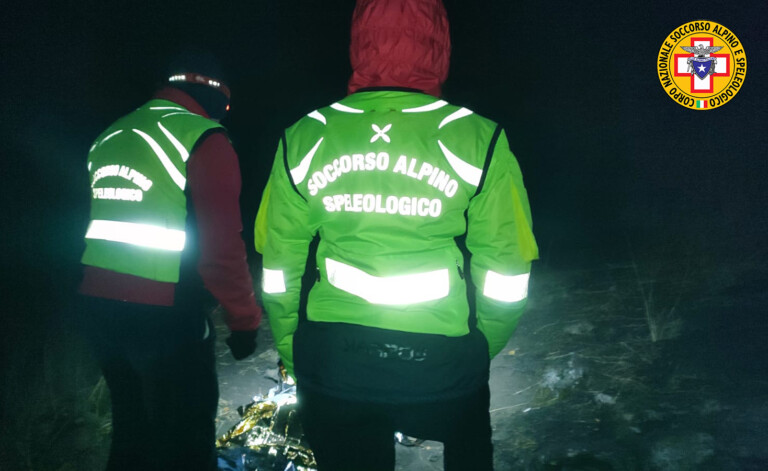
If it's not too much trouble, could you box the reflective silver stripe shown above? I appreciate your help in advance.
[437,140,482,186]
[483,271,529,302]
[263,268,287,294]
[99,129,123,147]
[85,219,186,251]
[402,100,448,113]
[330,102,364,113]
[161,111,193,118]
[157,122,190,162]
[438,107,473,129]
[289,137,323,185]
[150,106,185,110]
[203,319,210,340]
[132,129,186,190]
[325,258,449,305]
[308,110,327,124]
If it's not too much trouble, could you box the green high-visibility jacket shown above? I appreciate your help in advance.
[256,91,538,376]
[81,99,223,283]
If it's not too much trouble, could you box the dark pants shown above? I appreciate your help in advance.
[80,296,218,471]
[297,384,494,471]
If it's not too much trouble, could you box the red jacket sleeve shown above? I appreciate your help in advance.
[187,131,262,331]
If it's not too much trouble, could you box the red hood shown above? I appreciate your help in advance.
[347,0,450,97]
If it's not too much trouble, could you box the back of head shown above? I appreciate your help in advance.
[165,50,231,120]
[347,0,451,97]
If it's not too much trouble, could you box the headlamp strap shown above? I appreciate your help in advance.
[167,73,231,99]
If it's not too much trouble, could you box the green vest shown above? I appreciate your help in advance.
[261,91,536,335]
[81,99,223,282]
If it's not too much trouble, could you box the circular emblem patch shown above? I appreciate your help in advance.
[657,20,746,110]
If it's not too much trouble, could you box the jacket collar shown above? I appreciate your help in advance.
[335,89,447,113]
[152,86,210,118]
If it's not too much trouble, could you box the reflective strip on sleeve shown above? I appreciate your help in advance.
[263,268,287,294]
[325,258,449,305]
[99,129,123,147]
[437,140,482,186]
[157,122,190,162]
[132,129,187,190]
[402,100,448,113]
[289,137,324,185]
[308,110,327,125]
[483,271,529,302]
[85,219,186,251]
[438,107,473,129]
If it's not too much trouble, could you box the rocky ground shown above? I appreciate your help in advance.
[214,245,768,470]
[2,237,766,470]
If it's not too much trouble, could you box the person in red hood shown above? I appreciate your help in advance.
[256,0,537,470]
[347,0,450,97]
[79,52,261,471]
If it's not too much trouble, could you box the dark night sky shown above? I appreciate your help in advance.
[5,1,767,252]
[1,0,766,408]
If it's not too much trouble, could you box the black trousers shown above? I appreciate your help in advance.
[80,296,218,471]
[297,384,494,471]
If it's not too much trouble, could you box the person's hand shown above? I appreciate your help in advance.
[226,329,258,360]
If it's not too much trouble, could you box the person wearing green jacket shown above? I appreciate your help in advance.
[255,1,537,469]
[80,54,261,471]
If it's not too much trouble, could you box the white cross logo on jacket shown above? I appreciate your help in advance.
[370,123,392,143]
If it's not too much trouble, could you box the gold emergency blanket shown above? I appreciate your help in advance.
[216,369,317,471]
[216,365,423,470]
